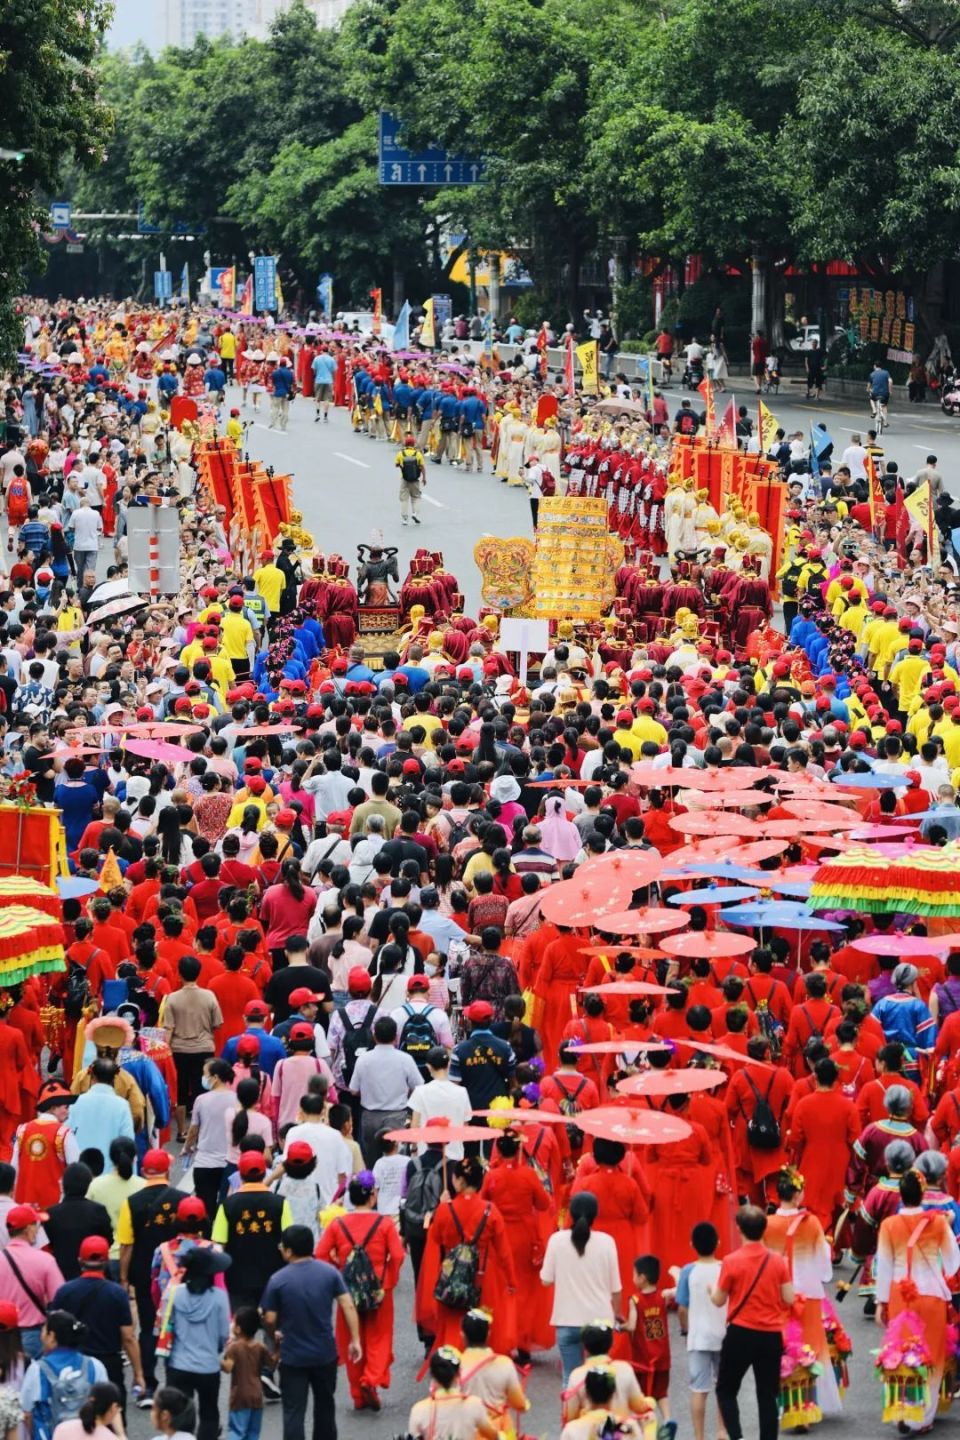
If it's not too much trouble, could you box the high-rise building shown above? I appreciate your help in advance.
[162,0,354,45]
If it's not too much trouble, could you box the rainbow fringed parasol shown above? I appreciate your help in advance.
[808,843,960,917]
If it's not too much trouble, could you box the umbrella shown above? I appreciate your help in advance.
[799,834,854,852]
[124,722,205,739]
[831,772,908,790]
[571,1040,672,1054]
[382,1124,495,1146]
[847,824,917,841]
[665,840,745,868]
[686,1040,773,1068]
[83,593,148,623]
[616,1069,727,1097]
[724,910,845,933]
[667,886,760,906]
[782,802,866,829]
[850,934,952,957]
[593,397,650,418]
[808,842,960,916]
[576,850,664,891]
[538,874,636,927]
[757,818,839,840]
[669,813,760,839]
[0,877,61,918]
[56,877,101,899]
[576,1107,692,1145]
[85,579,133,607]
[659,930,755,959]
[765,881,813,899]
[579,945,664,961]
[782,864,819,881]
[682,791,772,810]
[630,765,700,788]
[123,738,195,765]
[593,907,690,936]
[581,981,674,997]
[718,901,811,926]
[734,841,791,864]
[682,863,771,884]
[526,779,596,788]
[886,810,959,825]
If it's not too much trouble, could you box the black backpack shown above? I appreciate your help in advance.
[63,956,93,1020]
[554,1074,588,1149]
[401,1157,444,1237]
[743,1072,781,1151]
[337,1216,385,1313]
[400,453,421,483]
[433,1205,489,1310]
[340,1002,377,1086]
[399,1003,437,1079]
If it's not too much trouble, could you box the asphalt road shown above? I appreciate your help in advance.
[223,376,960,619]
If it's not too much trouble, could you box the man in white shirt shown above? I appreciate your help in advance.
[350,1015,423,1166]
[839,432,868,481]
[280,1094,351,1206]
[67,496,103,581]
[304,752,355,818]
[408,1048,472,1159]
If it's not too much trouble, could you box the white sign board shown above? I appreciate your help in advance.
[50,201,71,230]
[499,617,551,687]
[126,506,181,595]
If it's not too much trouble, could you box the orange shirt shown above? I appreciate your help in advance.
[716,1240,790,1330]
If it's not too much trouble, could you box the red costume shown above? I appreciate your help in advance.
[13,1116,72,1208]
[416,1192,517,1355]
[534,933,588,1070]
[570,1156,650,1294]
[0,1022,38,1161]
[788,1085,861,1234]
[315,1210,404,1406]
[481,1158,554,1352]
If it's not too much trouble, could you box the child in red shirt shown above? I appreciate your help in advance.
[626,1255,673,1435]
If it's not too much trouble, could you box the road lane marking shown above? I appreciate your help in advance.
[334,452,370,468]
[421,493,447,508]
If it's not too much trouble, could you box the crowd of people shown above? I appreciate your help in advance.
[0,295,960,1440]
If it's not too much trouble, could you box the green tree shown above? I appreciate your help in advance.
[0,0,112,358]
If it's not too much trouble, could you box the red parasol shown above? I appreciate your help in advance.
[538,873,636,927]
[576,1107,692,1145]
[630,765,695,788]
[572,1040,672,1054]
[659,930,755,959]
[800,834,854,852]
[123,738,196,765]
[666,840,744,868]
[669,813,761,839]
[41,746,106,759]
[732,840,790,865]
[579,945,664,960]
[686,1039,773,1068]
[850,934,951,957]
[576,850,664,890]
[593,907,690,936]
[581,981,674,997]
[616,1069,727,1097]
[526,778,595,789]
[847,824,917,841]
[124,722,205,738]
[382,1124,495,1145]
[782,801,864,828]
[683,791,773,810]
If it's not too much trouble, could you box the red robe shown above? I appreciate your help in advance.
[417,1192,517,1355]
[788,1087,861,1234]
[570,1159,650,1295]
[534,934,588,1070]
[646,1115,713,1276]
[481,1160,554,1351]
[0,1023,38,1161]
[298,345,316,398]
[725,1062,794,1193]
[315,1210,404,1403]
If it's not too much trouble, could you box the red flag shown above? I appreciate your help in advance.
[564,334,575,398]
[370,288,382,337]
[865,452,885,533]
[697,377,715,433]
[716,395,737,447]
[150,326,178,356]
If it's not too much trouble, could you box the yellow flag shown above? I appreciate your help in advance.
[576,340,599,394]
[274,262,285,315]
[757,399,780,452]
[420,298,436,349]
[905,479,936,561]
[99,848,123,893]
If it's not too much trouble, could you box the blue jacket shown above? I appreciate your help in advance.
[438,393,461,426]
[272,365,296,398]
[416,387,437,419]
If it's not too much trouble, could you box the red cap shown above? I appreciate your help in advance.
[246,775,266,794]
[177,1196,208,1223]
[6,1204,47,1230]
[244,757,262,772]
[0,1302,18,1331]
[899,618,913,633]
[616,709,634,726]
[871,600,886,614]
[142,1148,172,1175]
[228,595,244,610]
[402,759,421,775]
[407,974,431,992]
[289,1021,315,1041]
[136,706,154,721]
[79,1235,109,1263]
[464,1000,494,1022]
[331,658,348,674]
[884,605,897,618]
[243,999,270,1019]
[348,966,372,994]
[286,1141,314,1164]
[908,637,923,651]
[238,1151,268,1179]
[174,696,192,714]
[848,732,867,749]
[275,808,297,827]
[288,986,322,1007]
[447,759,465,774]
[637,698,655,713]
[236,1033,261,1058]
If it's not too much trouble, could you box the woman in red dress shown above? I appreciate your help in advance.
[534,926,588,1071]
[315,1171,405,1411]
[417,1156,517,1357]
[570,1138,650,1296]
[645,1095,713,1276]
[101,460,118,538]
[481,1132,553,1358]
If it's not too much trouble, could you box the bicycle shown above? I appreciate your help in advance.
[869,392,889,434]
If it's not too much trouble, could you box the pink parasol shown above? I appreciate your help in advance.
[593,907,690,936]
[579,944,663,960]
[576,1107,692,1145]
[616,1069,727,1097]
[733,840,791,864]
[686,1039,774,1068]
[124,722,204,738]
[669,813,761,839]
[123,738,196,765]
[383,1124,495,1145]
[850,934,951,957]
[571,1040,672,1055]
[576,850,664,890]
[782,801,864,828]
[580,980,674,997]
[682,791,773,810]
[659,929,754,959]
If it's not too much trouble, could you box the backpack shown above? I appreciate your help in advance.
[800,1003,824,1043]
[554,1074,588,1149]
[540,470,556,497]
[527,1129,553,1195]
[401,1156,444,1235]
[399,1003,437,1079]
[337,1216,385,1313]
[340,1002,377,1086]
[400,453,421,483]
[745,982,783,1058]
[743,1072,781,1151]
[445,817,472,856]
[63,956,93,1020]
[37,1355,97,1433]
[678,410,697,435]
[433,1204,489,1311]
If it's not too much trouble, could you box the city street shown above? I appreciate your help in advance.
[231,377,960,616]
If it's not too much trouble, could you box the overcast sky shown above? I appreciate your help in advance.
[107,0,162,50]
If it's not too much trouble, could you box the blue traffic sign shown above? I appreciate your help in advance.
[50,201,71,230]
[378,112,483,186]
[153,270,173,301]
